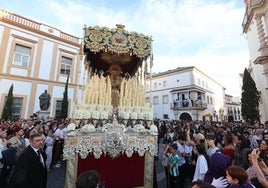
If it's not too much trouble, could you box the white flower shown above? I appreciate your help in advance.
[122,112,130,119]
[100,111,108,119]
[67,123,76,131]
[82,110,91,119]
[150,124,158,132]
[74,109,83,119]
[81,124,96,132]
[143,113,150,120]
[92,111,100,119]
[133,124,146,132]
[138,112,144,119]
[130,112,138,119]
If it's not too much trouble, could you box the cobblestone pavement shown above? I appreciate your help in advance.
[47,161,66,188]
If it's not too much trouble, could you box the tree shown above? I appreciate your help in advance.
[241,68,260,123]
[60,74,69,119]
[1,84,14,120]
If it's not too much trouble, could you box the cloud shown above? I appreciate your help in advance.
[2,0,249,96]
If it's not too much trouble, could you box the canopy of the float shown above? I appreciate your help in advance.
[83,24,152,76]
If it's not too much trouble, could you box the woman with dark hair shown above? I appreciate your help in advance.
[76,170,100,188]
[232,134,250,169]
[259,139,268,165]
[246,150,265,188]
[192,144,209,182]
[222,132,235,166]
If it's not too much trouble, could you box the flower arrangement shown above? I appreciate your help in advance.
[130,112,138,119]
[150,124,158,132]
[81,123,96,132]
[122,112,130,119]
[82,110,91,119]
[74,109,83,119]
[66,123,76,131]
[100,111,109,119]
[133,124,146,132]
[137,112,144,119]
[92,111,100,119]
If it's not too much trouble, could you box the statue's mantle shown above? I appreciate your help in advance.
[63,123,158,159]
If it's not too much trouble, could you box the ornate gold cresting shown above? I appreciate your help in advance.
[83,24,152,58]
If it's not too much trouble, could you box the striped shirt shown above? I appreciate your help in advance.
[168,153,179,176]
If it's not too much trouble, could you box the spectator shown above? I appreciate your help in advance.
[45,129,54,171]
[7,127,26,158]
[164,143,179,188]
[259,139,268,165]
[0,129,7,179]
[76,170,100,188]
[250,148,268,187]
[51,122,66,168]
[192,144,209,182]
[192,180,216,188]
[225,165,254,188]
[232,134,250,169]
[206,134,219,158]
[222,132,235,166]
[204,151,228,184]
[9,132,47,188]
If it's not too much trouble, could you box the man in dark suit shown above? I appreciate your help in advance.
[10,132,47,188]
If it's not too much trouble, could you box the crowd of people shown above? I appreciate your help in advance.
[157,119,268,188]
[2,115,268,188]
[0,114,68,188]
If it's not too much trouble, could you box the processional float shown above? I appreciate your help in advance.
[63,24,158,188]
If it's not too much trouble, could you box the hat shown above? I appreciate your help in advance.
[210,152,228,178]
[206,134,216,140]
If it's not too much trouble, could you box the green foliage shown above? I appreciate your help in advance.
[241,68,260,123]
[1,84,14,120]
[60,74,69,119]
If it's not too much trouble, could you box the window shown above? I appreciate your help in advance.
[145,97,150,103]
[163,81,167,87]
[12,97,23,120]
[163,114,168,119]
[197,92,201,100]
[153,96,159,105]
[60,57,72,75]
[154,83,158,89]
[13,44,31,67]
[163,95,168,104]
[55,100,62,119]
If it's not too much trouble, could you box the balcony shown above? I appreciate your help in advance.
[170,99,207,110]
[242,10,249,33]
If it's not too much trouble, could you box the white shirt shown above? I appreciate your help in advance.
[193,154,208,182]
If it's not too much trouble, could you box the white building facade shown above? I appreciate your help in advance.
[225,95,243,122]
[242,0,268,123]
[0,9,86,119]
[145,66,228,122]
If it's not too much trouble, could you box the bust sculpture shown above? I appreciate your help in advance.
[39,90,51,111]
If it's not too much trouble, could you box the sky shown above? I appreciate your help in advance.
[1,0,249,96]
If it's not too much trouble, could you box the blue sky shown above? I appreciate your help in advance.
[1,0,249,96]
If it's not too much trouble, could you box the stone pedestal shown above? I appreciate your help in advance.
[37,110,50,120]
